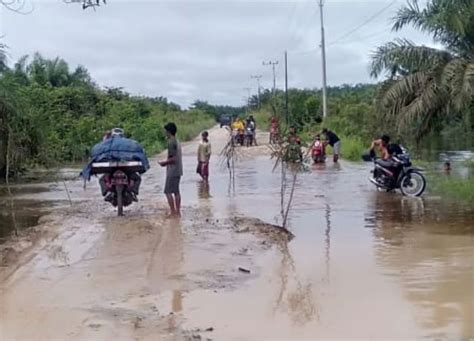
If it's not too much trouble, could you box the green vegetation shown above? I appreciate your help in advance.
[0,53,217,179]
[428,161,474,202]
[371,0,474,143]
[251,84,379,161]
[431,177,474,202]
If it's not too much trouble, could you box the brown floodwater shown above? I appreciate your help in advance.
[0,128,473,340]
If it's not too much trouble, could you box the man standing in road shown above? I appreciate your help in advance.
[159,122,183,217]
[322,128,341,163]
[197,131,211,182]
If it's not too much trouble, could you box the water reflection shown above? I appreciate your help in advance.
[197,181,211,200]
[273,244,319,326]
[0,198,44,241]
[324,204,331,285]
[366,193,474,338]
[172,290,183,313]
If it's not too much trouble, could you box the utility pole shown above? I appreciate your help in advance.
[250,75,262,109]
[319,0,328,118]
[284,51,289,127]
[262,60,279,95]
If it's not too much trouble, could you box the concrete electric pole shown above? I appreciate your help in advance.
[262,60,279,95]
[318,0,328,118]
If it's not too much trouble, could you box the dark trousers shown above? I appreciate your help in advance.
[99,172,141,196]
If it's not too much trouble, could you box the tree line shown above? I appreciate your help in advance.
[0,53,217,178]
[1,0,472,178]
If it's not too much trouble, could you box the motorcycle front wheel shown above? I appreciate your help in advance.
[399,171,426,197]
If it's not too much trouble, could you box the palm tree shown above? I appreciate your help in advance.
[370,0,474,140]
[0,43,7,73]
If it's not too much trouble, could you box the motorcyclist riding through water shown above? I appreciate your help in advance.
[99,128,143,202]
[232,117,245,145]
[365,134,426,196]
[369,134,405,176]
[370,135,403,165]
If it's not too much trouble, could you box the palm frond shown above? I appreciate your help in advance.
[376,71,449,137]
[392,0,474,55]
[402,80,446,125]
[392,0,422,32]
[381,72,431,106]
[0,42,7,72]
[370,39,452,78]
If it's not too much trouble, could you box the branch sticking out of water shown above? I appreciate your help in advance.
[269,138,307,229]
[219,127,239,188]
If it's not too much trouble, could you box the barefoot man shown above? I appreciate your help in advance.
[196,131,211,182]
[159,122,183,217]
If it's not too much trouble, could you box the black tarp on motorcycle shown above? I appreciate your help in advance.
[80,136,150,180]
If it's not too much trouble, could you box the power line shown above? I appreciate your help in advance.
[286,0,318,49]
[328,0,398,46]
[287,47,319,55]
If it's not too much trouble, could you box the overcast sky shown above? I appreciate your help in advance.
[1,0,434,107]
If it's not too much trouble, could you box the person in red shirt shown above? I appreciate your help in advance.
[269,116,280,143]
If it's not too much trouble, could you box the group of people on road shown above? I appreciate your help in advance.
[96,119,416,218]
[231,115,257,146]
[269,116,341,164]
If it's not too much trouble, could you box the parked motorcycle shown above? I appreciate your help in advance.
[363,147,426,197]
[92,161,143,216]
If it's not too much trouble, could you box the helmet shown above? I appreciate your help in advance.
[111,128,125,137]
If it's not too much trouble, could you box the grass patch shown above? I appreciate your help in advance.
[428,174,474,202]
[323,135,367,162]
[340,135,367,162]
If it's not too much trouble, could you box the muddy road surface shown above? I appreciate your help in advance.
[1,127,473,340]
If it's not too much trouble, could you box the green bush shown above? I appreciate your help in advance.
[338,136,367,161]
[429,176,474,202]
[0,55,219,177]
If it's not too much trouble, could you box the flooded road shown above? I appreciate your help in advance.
[1,127,473,340]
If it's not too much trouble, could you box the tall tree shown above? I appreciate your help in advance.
[371,0,474,140]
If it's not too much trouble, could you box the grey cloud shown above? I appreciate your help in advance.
[2,0,433,107]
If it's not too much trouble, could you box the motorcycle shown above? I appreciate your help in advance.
[244,126,254,147]
[363,147,426,197]
[92,161,143,216]
[232,128,244,146]
[311,142,326,163]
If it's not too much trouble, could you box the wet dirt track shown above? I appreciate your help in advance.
[1,127,473,340]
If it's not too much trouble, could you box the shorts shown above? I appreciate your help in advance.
[332,141,341,155]
[164,176,181,195]
[196,161,209,177]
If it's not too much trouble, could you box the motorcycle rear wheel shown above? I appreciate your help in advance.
[400,171,426,197]
[116,184,124,216]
